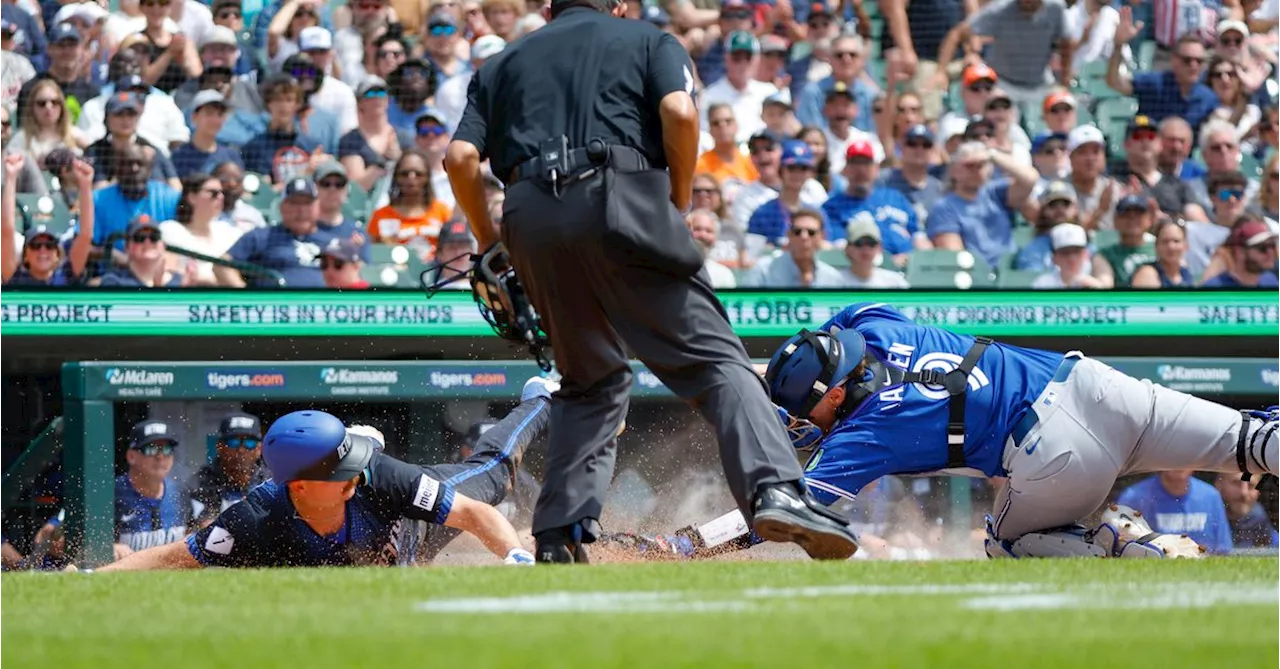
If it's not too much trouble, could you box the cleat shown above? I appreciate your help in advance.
[751,483,859,560]
[521,375,559,403]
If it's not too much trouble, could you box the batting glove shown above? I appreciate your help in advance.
[504,547,536,565]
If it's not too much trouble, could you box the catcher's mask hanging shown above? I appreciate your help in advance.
[421,242,553,372]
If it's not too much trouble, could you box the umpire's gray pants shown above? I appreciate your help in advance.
[502,173,804,536]
[991,355,1278,540]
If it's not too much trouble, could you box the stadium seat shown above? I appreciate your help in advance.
[1240,152,1262,179]
[1136,41,1156,71]
[1012,225,1038,251]
[1093,228,1120,249]
[16,194,72,235]
[905,249,995,289]
[997,269,1040,289]
[906,266,994,289]
[344,183,371,222]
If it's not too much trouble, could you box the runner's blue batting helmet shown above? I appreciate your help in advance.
[263,410,376,483]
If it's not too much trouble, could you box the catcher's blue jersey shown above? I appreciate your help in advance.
[803,302,1064,505]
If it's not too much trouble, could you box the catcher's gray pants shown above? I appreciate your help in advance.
[501,170,804,537]
[991,355,1278,540]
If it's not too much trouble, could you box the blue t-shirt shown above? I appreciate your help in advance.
[925,180,1016,268]
[92,183,181,249]
[821,188,917,253]
[242,127,326,179]
[217,109,268,147]
[387,101,434,136]
[227,225,337,287]
[878,169,946,223]
[1013,233,1054,271]
[114,474,190,552]
[171,142,244,178]
[801,302,1064,504]
[746,198,831,247]
[1200,271,1280,288]
[1131,70,1218,131]
[318,217,372,262]
[1116,476,1233,555]
[96,266,184,287]
[796,77,877,133]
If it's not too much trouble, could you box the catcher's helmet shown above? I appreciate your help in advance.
[765,328,867,419]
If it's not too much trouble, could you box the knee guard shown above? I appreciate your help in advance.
[984,516,1109,559]
[1238,406,1278,479]
[1097,504,1206,559]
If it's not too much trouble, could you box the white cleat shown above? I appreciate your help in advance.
[521,375,559,403]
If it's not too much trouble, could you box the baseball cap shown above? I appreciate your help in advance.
[115,73,148,92]
[642,5,670,26]
[415,107,447,126]
[721,0,753,16]
[437,220,474,247]
[904,124,934,144]
[43,148,78,172]
[825,81,855,101]
[1031,130,1068,154]
[726,31,760,54]
[356,76,388,98]
[846,215,881,243]
[471,35,505,61]
[315,161,348,182]
[299,26,333,51]
[846,139,876,162]
[219,413,263,440]
[1067,124,1105,152]
[25,224,60,244]
[763,90,793,110]
[780,140,815,168]
[190,89,228,113]
[283,177,318,200]
[48,23,82,44]
[200,25,239,50]
[1229,219,1278,247]
[962,63,998,88]
[129,419,178,449]
[1126,115,1157,136]
[808,1,834,17]
[1038,180,1077,205]
[1043,90,1077,112]
[1115,194,1151,213]
[1050,223,1088,251]
[106,92,142,115]
[126,215,159,237]
[940,116,969,143]
[748,129,782,147]
[1217,19,1249,38]
[53,3,107,27]
[263,410,376,483]
[963,115,995,138]
[760,35,789,55]
[428,10,458,29]
[320,237,362,263]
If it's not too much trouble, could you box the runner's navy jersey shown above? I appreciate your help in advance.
[186,453,455,567]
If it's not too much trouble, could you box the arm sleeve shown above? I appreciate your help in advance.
[336,130,362,160]
[1131,72,1156,99]
[371,455,458,526]
[924,201,960,238]
[186,498,266,568]
[452,71,489,157]
[645,32,696,100]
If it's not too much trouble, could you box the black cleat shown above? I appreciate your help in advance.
[534,527,591,564]
[751,482,859,560]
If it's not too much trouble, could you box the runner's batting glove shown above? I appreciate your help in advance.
[504,548,536,565]
[774,404,824,452]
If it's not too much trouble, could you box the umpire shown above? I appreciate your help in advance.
[444,0,858,563]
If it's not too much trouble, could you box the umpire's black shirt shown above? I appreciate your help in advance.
[453,6,695,183]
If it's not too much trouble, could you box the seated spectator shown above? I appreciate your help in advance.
[796,34,876,134]
[1242,105,1277,167]
[696,104,759,186]
[188,413,268,529]
[211,161,268,232]
[136,0,203,94]
[39,23,100,114]
[7,78,89,167]
[1246,153,1277,222]
[159,172,244,286]
[1029,131,1070,184]
[701,32,778,143]
[981,88,1031,164]
[936,63,998,141]
[338,77,403,191]
[78,69,190,154]
[436,34,504,133]
[85,92,179,187]
[267,0,323,71]
[210,0,261,76]
[822,140,921,262]
[1213,19,1271,96]
[1108,22,1216,131]
[114,420,192,555]
[319,237,369,288]
[363,33,409,87]
[1111,115,1207,222]
[1093,195,1156,288]
[1200,218,1279,287]
[1206,55,1261,138]
[242,73,334,181]
[385,59,437,135]
[729,131,826,239]
[839,218,909,289]
[927,142,1039,268]
[171,90,242,178]
[1131,219,1194,288]
[426,219,477,289]
[314,161,369,259]
[747,140,827,250]
[2,154,93,286]
[412,108,454,212]
[690,172,745,268]
[422,10,471,93]
[1014,180,1079,272]
[171,27,246,114]
[1187,120,1256,209]
[797,125,844,195]
[686,209,737,289]
[298,27,357,133]
[760,92,800,140]
[0,105,47,194]
[1063,126,1121,230]
[1116,470,1233,555]
[1185,171,1250,277]
[219,177,335,287]
[741,209,844,288]
[92,144,181,250]
[1032,223,1104,289]
[480,0,524,43]
[877,125,944,223]
[1155,117,1204,182]
[819,81,882,176]
[335,1,393,86]
[367,150,452,259]
[1214,473,1280,550]
[1039,92,1076,137]
[91,216,190,287]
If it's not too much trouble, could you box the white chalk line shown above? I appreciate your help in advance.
[416,581,1277,615]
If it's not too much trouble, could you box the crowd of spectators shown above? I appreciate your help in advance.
[0,0,1276,289]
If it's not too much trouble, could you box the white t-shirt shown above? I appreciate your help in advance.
[159,219,245,285]
[823,126,884,175]
[1065,3,1132,71]
[311,76,359,134]
[78,88,189,156]
[436,72,472,133]
[178,0,214,50]
[700,78,779,144]
[841,267,910,288]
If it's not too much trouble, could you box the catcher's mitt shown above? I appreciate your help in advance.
[422,242,553,371]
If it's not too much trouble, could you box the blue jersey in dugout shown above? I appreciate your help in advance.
[115,474,191,551]
[803,303,1064,504]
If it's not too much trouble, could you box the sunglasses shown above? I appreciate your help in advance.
[222,436,260,450]
[1047,104,1073,114]
[1216,188,1245,201]
[1178,54,1205,65]
[1038,143,1067,155]
[140,0,171,6]
[27,239,58,251]
[416,124,447,137]
[986,99,1012,111]
[320,257,348,270]
[782,163,813,171]
[904,140,933,149]
[851,237,879,248]
[723,10,753,20]
[397,169,425,178]
[429,25,457,36]
[1043,199,1072,208]
[967,130,994,141]
[692,187,718,195]
[289,67,319,80]
[1251,241,1279,252]
[1211,69,1236,80]
[1129,129,1157,141]
[1218,37,1243,47]
[361,88,389,99]
[790,227,820,237]
[377,49,406,59]
[131,230,162,244]
[968,82,994,93]
[749,143,777,155]
[34,98,61,108]
[317,178,347,189]
[136,443,176,456]
[729,52,754,62]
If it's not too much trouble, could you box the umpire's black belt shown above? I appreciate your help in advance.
[510,144,651,184]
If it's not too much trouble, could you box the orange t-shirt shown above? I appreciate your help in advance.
[695,149,759,185]
[367,201,454,255]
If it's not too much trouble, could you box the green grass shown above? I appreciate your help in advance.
[4,559,1276,668]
